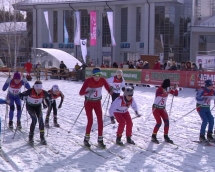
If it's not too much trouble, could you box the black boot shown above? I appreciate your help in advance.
[116,136,124,146]
[29,133,34,144]
[199,134,207,142]
[45,118,49,128]
[98,136,106,148]
[127,136,135,145]
[17,121,22,129]
[164,134,174,144]
[84,135,91,148]
[54,117,60,127]
[8,120,13,129]
[151,134,159,144]
[40,132,47,145]
[207,132,215,142]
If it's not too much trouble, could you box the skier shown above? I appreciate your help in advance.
[79,67,112,148]
[107,70,126,102]
[109,86,141,145]
[196,79,215,142]
[19,81,52,145]
[151,79,178,144]
[2,72,30,129]
[44,85,64,128]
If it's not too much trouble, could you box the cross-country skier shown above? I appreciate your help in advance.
[196,79,215,142]
[109,86,141,145]
[151,79,178,144]
[19,81,52,145]
[44,85,64,128]
[2,72,30,129]
[107,70,126,102]
[79,67,112,148]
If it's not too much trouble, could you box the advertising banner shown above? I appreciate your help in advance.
[196,55,215,69]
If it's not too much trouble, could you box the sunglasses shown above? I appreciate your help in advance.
[126,89,133,92]
[127,95,133,97]
[93,74,101,77]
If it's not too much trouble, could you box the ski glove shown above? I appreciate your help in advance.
[19,94,27,101]
[58,104,62,109]
[22,76,27,83]
[135,111,141,117]
[110,116,115,124]
[87,89,95,95]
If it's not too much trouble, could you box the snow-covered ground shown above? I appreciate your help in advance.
[0,74,215,172]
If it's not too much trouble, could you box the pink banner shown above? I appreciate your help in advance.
[90,11,97,46]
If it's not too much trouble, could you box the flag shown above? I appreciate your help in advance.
[43,11,52,43]
[64,11,69,44]
[107,11,116,46]
[74,11,81,45]
[90,11,97,46]
[80,39,87,63]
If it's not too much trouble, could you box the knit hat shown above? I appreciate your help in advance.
[52,85,60,91]
[205,79,213,87]
[123,86,134,96]
[92,67,101,76]
[161,79,170,89]
[116,70,123,76]
[13,72,21,80]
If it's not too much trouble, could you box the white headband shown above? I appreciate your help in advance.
[52,85,60,91]
[34,84,42,90]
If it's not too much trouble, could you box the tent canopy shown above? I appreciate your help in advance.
[33,48,82,71]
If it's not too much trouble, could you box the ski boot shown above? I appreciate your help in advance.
[164,134,174,144]
[17,121,22,130]
[116,136,124,146]
[127,136,135,145]
[98,136,106,149]
[151,134,159,144]
[207,132,215,143]
[8,120,13,129]
[54,117,60,128]
[29,133,34,144]
[84,135,91,148]
[40,132,47,145]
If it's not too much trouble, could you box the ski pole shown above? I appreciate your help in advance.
[101,93,108,108]
[68,91,94,133]
[0,117,1,149]
[46,101,53,137]
[12,101,26,139]
[169,95,174,118]
[173,105,202,123]
[104,95,110,117]
[3,104,8,142]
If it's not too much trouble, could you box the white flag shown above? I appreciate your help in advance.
[64,11,69,44]
[43,11,52,43]
[107,11,116,46]
[74,11,81,45]
[160,34,164,49]
[80,39,87,63]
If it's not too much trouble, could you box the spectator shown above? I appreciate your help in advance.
[74,63,81,71]
[112,62,118,68]
[168,61,177,70]
[35,62,42,80]
[120,63,123,68]
[143,61,149,69]
[59,61,67,80]
[180,62,186,71]
[153,60,161,70]
[128,61,134,69]
[163,60,168,70]
[165,61,172,70]
[186,61,192,71]
[100,63,106,68]
[199,63,203,71]
[191,63,198,71]
[24,59,33,77]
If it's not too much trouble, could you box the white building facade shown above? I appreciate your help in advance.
[15,0,215,66]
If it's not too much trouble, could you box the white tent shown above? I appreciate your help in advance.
[32,48,82,71]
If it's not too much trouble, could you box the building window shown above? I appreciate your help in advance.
[121,7,128,42]
[63,10,74,43]
[53,11,58,43]
[80,9,90,41]
[102,14,111,47]
[136,7,141,42]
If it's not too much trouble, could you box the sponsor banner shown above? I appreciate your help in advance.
[90,11,97,46]
[80,39,87,63]
[196,55,215,69]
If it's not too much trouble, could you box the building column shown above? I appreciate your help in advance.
[143,3,149,54]
[149,2,155,54]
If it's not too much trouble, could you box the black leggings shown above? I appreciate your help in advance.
[26,104,44,134]
[46,100,57,118]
